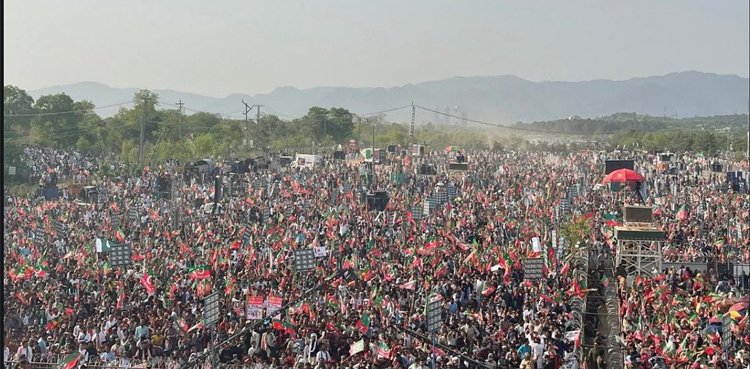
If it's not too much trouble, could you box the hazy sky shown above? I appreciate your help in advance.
[4,0,748,97]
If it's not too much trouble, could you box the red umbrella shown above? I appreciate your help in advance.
[601,168,645,184]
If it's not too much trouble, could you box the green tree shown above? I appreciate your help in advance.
[31,93,82,147]
[4,85,36,135]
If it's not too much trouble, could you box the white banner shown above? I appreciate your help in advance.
[532,237,541,253]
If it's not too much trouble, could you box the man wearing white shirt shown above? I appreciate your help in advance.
[315,347,331,367]
[528,336,544,369]
[24,340,34,363]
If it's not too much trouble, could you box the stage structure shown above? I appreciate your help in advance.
[614,205,665,277]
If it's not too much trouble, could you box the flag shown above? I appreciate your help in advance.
[115,228,125,243]
[360,148,373,161]
[676,205,689,221]
[356,313,371,333]
[560,262,571,276]
[564,330,581,348]
[349,339,365,356]
[376,341,392,359]
[399,280,416,290]
[188,266,212,280]
[482,285,496,296]
[272,320,296,334]
[95,238,112,253]
[57,352,81,369]
[187,322,204,333]
[140,271,156,296]
[117,290,125,310]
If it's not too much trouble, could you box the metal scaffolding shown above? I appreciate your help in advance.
[614,225,665,277]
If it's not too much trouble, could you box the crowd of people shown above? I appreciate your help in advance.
[20,146,109,186]
[3,145,749,369]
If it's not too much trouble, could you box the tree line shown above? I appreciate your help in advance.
[4,85,747,171]
[3,86,514,168]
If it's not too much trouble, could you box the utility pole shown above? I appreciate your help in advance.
[408,102,415,149]
[176,100,184,138]
[256,105,262,125]
[138,95,148,167]
[242,100,253,148]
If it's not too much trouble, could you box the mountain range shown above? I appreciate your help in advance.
[27,71,748,123]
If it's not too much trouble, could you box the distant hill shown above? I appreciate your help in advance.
[27,71,749,123]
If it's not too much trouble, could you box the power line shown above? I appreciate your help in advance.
[357,104,413,117]
[414,105,593,135]
[3,101,134,117]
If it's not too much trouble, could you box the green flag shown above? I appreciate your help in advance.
[57,352,81,369]
[95,238,112,253]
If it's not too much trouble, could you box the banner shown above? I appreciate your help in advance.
[246,296,264,320]
[532,237,541,253]
[267,295,282,316]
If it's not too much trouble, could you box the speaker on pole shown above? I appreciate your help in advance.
[366,191,390,211]
[214,176,222,202]
[212,175,221,215]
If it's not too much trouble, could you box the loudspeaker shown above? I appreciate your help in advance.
[366,191,390,211]
[230,161,244,174]
[333,151,346,160]
[711,163,724,173]
[623,205,653,224]
[278,157,292,166]
[214,176,222,202]
[448,162,469,171]
[255,156,269,170]
[157,176,170,192]
[387,145,397,153]
[658,153,673,162]
[418,164,436,175]
[605,160,635,174]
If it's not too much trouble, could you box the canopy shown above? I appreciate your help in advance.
[601,168,645,184]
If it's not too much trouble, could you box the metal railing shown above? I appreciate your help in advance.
[4,358,179,369]
[600,246,624,369]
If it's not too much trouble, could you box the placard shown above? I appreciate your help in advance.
[294,249,316,272]
[524,258,545,281]
[242,228,252,247]
[246,295,265,320]
[531,237,541,253]
[204,292,221,327]
[425,294,443,333]
[267,295,282,316]
[314,246,328,258]
[108,244,132,267]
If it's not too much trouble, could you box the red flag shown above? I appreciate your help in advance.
[140,272,156,295]
[560,262,571,276]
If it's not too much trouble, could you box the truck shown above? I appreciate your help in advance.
[291,154,325,169]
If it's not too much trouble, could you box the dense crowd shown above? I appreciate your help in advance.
[21,146,110,186]
[3,146,749,369]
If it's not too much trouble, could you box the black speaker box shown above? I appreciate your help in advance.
[214,176,222,201]
[448,162,469,171]
[418,164,436,175]
[605,160,635,174]
[623,205,653,224]
[366,191,390,211]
